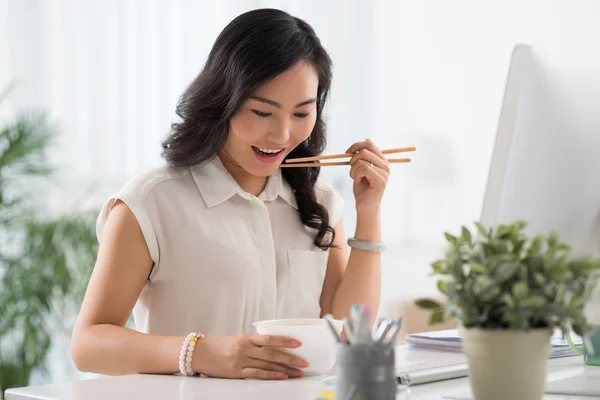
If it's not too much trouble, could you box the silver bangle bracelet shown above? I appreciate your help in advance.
[347,237,386,252]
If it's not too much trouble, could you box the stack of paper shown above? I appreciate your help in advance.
[405,329,583,359]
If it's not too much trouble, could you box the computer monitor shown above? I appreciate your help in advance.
[481,44,600,318]
[481,44,600,260]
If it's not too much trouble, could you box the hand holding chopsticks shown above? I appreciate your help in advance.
[281,145,415,167]
[290,139,413,214]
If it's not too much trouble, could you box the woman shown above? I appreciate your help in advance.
[71,8,389,381]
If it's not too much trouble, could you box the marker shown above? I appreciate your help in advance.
[354,305,373,345]
[350,304,361,323]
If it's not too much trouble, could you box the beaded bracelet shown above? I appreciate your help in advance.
[178,332,204,376]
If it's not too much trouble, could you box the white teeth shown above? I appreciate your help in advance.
[257,148,282,154]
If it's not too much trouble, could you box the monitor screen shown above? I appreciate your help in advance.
[481,44,600,259]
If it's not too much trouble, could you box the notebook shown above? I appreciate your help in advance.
[405,329,582,359]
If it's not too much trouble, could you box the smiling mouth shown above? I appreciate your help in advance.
[251,146,285,157]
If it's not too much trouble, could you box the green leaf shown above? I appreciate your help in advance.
[487,240,509,255]
[469,262,486,274]
[473,276,495,297]
[534,272,546,286]
[502,293,515,308]
[475,222,488,237]
[445,249,465,279]
[461,226,472,245]
[520,295,546,308]
[446,282,458,298]
[431,260,443,274]
[429,309,445,325]
[444,232,457,244]
[515,220,528,230]
[529,235,544,256]
[480,286,501,302]
[513,281,529,299]
[437,280,448,295]
[0,112,55,179]
[415,298,442,310]
[495,262,519,283]
[557,243,572,252]
[547,230,559,249]
[568,295,583,312]
[494,224,509,239]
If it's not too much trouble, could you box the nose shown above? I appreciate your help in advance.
[268,119,291,145]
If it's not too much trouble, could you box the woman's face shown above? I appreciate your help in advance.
[221,61,319,178]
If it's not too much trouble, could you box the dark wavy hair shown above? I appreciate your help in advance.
[161,9,335,250]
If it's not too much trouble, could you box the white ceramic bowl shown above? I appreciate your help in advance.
[253,318,343,376]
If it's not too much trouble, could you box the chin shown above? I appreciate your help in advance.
[233,157,279,178]
[249,163,281,177]
[244,149,290,177]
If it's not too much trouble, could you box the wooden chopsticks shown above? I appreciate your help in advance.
[280,146,416,168]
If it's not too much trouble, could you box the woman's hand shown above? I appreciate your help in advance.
[346,138,390,215]
[192,334,308,380]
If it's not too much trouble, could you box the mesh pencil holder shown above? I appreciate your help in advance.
[335,342,396,400]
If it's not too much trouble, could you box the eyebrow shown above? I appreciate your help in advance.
[248,95,317,108]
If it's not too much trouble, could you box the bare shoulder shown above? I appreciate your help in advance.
[101,199,141,236]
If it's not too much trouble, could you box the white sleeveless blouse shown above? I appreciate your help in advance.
[96,156,343,337]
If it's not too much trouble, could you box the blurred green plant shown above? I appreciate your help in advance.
[0,91,98,398]
[416,220,600,337]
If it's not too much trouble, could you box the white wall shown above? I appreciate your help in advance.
[369,0,600,310]
[3,0,600,383]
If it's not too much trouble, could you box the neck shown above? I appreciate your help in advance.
[218,153,268,197]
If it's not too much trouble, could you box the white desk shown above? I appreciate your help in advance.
[4,346,595,400]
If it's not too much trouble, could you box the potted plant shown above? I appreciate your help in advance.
[0,90,99,399]
[416,220,600,400]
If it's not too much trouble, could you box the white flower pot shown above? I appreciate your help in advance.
[459,326,552,400]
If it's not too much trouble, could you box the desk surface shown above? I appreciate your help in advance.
[4,347,594,400]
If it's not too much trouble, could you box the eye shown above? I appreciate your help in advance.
[294,112,311,118]
[252,110,272,118]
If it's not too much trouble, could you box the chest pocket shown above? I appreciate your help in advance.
[284,249,329,318]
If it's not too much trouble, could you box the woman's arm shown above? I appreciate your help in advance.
[320,214,381,321]
[72,201,307,379]
[320,138,389,321]
[71,201,184,375]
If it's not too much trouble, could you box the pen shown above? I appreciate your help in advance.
[384,318,402,346]
[374,318,393,343]
[324,314,342,343]
[343,317,354,344]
